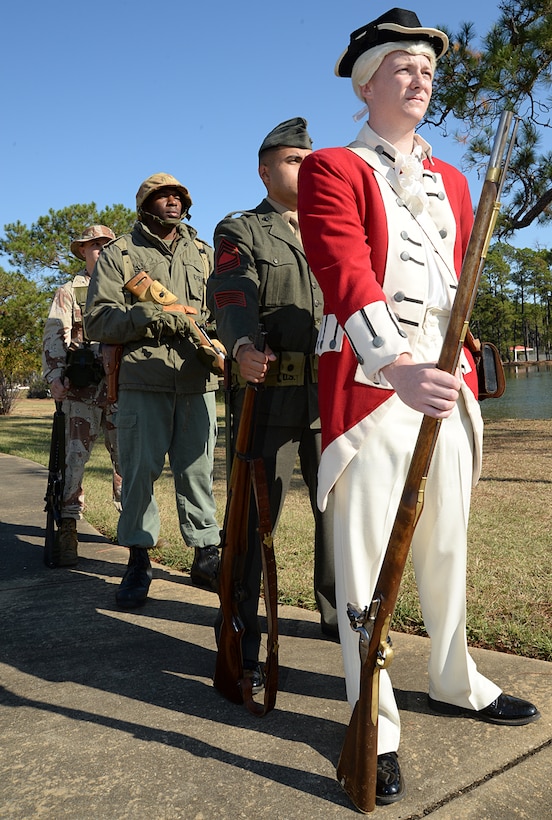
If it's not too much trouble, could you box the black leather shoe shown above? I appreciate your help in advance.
[376,752,405,805]
[116,547,152,609]
[243,660,265,694]
[428,693,540,725]
[190,545,220,591]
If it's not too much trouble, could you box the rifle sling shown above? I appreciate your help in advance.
[240,457,279,716]
[215,325,278,716]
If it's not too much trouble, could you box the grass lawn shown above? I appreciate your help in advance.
[1,394,550,662]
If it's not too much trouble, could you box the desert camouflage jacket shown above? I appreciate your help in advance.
[42,273,107,403]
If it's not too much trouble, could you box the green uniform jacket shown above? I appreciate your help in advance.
[85,220,218,394]
[207,199,324,426]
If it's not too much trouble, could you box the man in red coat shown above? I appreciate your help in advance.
[298,7,539,806]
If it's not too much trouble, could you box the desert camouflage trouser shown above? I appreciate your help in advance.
[61,398,121,518]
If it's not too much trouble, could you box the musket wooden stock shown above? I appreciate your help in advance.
[213,381,258,704]
[214,326,279,715]
[337,111,517,814]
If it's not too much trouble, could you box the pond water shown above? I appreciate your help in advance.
[480,364,552,420]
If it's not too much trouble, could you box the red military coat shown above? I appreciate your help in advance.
[298,132,479,506]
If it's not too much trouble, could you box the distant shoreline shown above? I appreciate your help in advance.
[502,359,552,367]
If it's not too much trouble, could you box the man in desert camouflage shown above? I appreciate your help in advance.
[42,225,122,567]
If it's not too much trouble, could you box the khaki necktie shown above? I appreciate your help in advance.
[288,215,303,246]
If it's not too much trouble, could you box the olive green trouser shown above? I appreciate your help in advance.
[116,389,219,549]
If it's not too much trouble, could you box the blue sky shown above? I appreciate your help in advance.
[1,1,546,263]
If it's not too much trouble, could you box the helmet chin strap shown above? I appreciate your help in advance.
[140,209,183,228]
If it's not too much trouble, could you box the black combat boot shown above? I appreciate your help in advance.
[116,547,152,608]
[190,545,220,592]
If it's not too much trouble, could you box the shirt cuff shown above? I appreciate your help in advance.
[232,335,253,359]
[344,301,411,385]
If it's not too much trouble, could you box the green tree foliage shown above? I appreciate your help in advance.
[0,267,50,414]
[506,245,552,357]
[471,244,515,356]
[429,0,552,235]
[0,202,134,414]
[0,203,135,289]
[472,243,552,360]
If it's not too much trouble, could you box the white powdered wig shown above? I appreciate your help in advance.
[351,41,437,102]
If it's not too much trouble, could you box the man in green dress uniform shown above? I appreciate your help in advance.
[208,118,337,690]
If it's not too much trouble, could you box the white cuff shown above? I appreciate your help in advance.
[344,302,411,386]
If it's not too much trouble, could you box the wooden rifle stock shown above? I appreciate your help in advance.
[44,400,66,568]
[213,376,258,704]
[336,111,518,813]
[214,326,279,715]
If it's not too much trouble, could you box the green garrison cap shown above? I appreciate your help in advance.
[258,117,313,157]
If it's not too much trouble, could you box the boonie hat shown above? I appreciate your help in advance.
[258,117,313,157]
[70,225,116,260]
[335,7,449,78]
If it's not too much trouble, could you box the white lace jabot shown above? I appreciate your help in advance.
[394,144,428,216]
[354,123,432,216]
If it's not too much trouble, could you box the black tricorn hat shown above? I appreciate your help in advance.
[258,117,313,157]
[335,7,449,78]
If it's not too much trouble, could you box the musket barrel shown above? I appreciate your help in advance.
[487,111,513,179]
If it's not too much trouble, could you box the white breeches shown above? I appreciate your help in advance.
[333,311,500,753]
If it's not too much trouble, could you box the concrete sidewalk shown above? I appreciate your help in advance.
[0,452,550,819]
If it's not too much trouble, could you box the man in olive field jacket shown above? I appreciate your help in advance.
[85,174,220,608]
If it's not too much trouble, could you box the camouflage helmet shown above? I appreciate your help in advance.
[136,173,192,216]
[70,225,116,260]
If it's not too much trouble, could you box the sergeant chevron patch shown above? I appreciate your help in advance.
[216,238,240,273]
[213,290,247,309]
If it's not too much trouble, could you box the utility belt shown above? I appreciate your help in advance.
[232,351,318,388]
